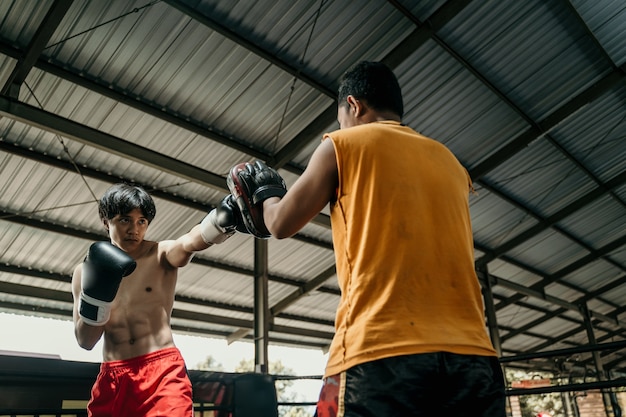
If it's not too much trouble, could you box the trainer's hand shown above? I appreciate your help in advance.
[227,160,287,239]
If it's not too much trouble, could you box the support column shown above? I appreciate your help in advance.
[580,303,613,417]
[478,264,510,415]
[477,264,502,355]
[254,238,270,374]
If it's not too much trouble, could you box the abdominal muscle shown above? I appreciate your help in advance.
[100,243,178,362]
[102,307,175,361]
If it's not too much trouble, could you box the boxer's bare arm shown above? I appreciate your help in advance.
[263,138,338,238]
[160,224,211,268]
[161,199,247,268]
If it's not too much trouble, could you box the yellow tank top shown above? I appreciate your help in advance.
[324,121,496,377]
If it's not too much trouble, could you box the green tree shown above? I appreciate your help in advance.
[506,367,564,417]
[235,358,313,417]
[195,354,225,371]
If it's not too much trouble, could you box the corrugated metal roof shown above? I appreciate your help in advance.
[0,0,624,377]
[573,0,626,66]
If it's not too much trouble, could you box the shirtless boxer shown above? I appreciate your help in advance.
[71,183,244,417]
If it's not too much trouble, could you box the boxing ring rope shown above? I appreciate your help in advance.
[273,340,626,411]
[500,340,626,395]
[1,340,624,416]
[499,340,626,365]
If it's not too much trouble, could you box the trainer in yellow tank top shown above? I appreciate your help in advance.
[323,120,496,377]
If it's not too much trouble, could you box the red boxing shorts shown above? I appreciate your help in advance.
[88,347,193,417]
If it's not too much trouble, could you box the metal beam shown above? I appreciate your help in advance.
[0,301,330,349]
[163,0,335,98]
[254,239,270,373]
[469,65,626,180]
[0,140,333,247]
[580,302,616,416]
[493,234,626,313]
[269,0,474,169]
[0,95,228,192]
[270,265,336,316]
[489,274,620,328]
[477,170,626,266]
[478,265,502,356]
[500,339,626,363]
[0,140,212,212]
[0,215,340,297]
[0,262,337,331]
[498,275,626,344]
[1,0,73,97]
[0,280,335,342]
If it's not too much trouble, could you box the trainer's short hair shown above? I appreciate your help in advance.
[98,183,156,223]
[337,61,404,118]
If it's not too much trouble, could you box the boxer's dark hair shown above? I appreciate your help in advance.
[337,61,404,118]
[98,183,156,223]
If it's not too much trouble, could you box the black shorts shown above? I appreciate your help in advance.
[314,352,505,417]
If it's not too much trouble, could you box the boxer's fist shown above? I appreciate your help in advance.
[200,195,248,244]
[79,241,136,326]
[227,161,287,239]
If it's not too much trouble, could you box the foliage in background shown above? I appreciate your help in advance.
[506,368,564,417]
[197,355,313,417]
[236,358,313,417]
[195,355,225,372]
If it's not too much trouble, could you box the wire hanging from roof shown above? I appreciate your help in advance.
[270,0,326,155]
[39,0,195,198]
[23,81,99,204]
[45,0,162,51]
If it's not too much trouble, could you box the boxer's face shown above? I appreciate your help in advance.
[104,208,149,252]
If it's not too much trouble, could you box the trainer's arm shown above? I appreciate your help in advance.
[71,264,105,350]
[263,138,338,238]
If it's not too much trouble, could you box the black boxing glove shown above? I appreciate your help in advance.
[79,241,136,326]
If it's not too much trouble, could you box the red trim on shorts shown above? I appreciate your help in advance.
[315,373,345,417]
